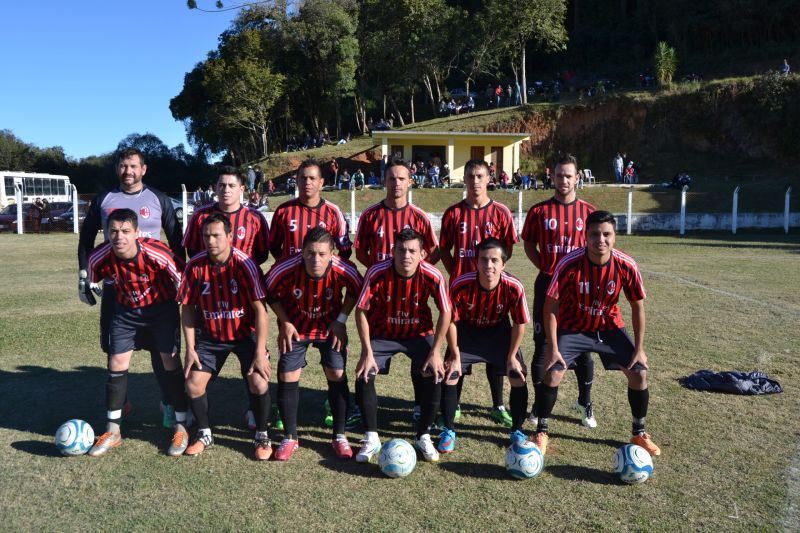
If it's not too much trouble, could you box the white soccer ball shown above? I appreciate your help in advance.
[55,419,95,456]
[378,438,417,478]
[505,440,544,479]
[613,444,654,484]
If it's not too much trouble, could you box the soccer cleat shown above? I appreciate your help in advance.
[533,431,549,456]
[331,437,353,460]
[630,432,661,457]
[454,404,462,423]
[185,434,214,456]
[510,429,528,447]
[161,403,175,429]
[490,406,513,428]
[415,434,440,462]
[254,438,273,461]
[527,412,539,427]
[274,439,299,461]
[345,406,363,430]
[574,401,598,429]
[355,436,381,463]
[272,404,284,432]
[244,409,256,431]
[323,399,333,428]
[167,429,189,457]
[88,431,122,457]
[437,427,456,453]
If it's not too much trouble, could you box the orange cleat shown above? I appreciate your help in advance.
[87,431,122,457]
[533,431,549,456]
[631,432,661,456]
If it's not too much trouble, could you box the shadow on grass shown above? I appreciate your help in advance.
[11,440,63,457]
[552,432,628,450]
[438,460,509,480]
[547,464,618,485]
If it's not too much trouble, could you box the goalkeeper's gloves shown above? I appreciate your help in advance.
[78,269,102,306]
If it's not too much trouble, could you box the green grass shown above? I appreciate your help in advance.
[1,232,799,530]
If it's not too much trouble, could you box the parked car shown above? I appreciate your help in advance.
[0,203,35,232]
[170,197,195,220]
[447,88,478,99]
[49,200,89,230]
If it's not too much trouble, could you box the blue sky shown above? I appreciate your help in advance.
[0,1,237,159]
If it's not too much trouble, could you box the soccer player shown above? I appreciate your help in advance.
[522,154,597,428]
[532,210,660,457]
[441,239,530,453]
[183,165,269,264]
[439,159,519,428]
[269,159,352,261]
[354,158,440,424]
[183,165,270,432]
[354,228,451,463]
[264,228,363,460]
[178,213,273,460]
[85,208,188,457]
[354,159,439,268]
[78,147,184,428]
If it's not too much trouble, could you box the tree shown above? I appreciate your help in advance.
[489,0,568,104]
[653,41,678,87]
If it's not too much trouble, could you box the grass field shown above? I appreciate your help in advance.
[1,232,799,531]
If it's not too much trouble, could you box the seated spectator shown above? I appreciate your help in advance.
[427,164,440,188]
[448,99,457,115]
[466,96,475,112]
[439,100,447,115]
[353,168,365,190]
[367,171,380,187]
[440,164,450,188]
[338,169,351,190]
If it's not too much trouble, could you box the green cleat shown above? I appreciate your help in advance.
[324,399,333,428]
[161,403,175,429]
[490,406,513,428]
[272,403,284,432]
[345,405,362,430]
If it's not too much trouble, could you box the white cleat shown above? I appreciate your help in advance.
[574,401,598,428]
[355,436,382,463]
[415,434,440,462]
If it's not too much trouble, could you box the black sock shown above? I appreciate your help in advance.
[254,391,271,433]
[628,388,649,434]
[106,370,128,416]
[411,371,423,409]
[164,368,188,413]
[486,365,504,408]
[574,352,594,406]
[356,377,378,432]
[278,381,300,440]
[327,379,349,436]
[417,374,442,439]
[441,383,458,429]
[530,344,546,416]
[189,393,210,431]
[536,384,559,433]
[509,384,528,432]
[456,375,465,403]
[149,350,170,405]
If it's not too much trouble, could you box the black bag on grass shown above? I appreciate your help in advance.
[680,370,782,395]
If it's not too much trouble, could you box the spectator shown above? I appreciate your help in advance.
[506,84,513,106]
[439,99,447,115]
[485,84,494,109]
[495,84,503,107]
[613,152,624,184]
[500,169,510,188]
[488,161,497,183]
[781,59,791,76]
[367,171,380,188]
[466,96,475,112]
[448,99,457,115]
[515,81,522,105]
[379,154,388,179]
[338,169,351,190]
[328,159,338,187]
[623,161,636,184]
[205,184,215,204]
[254,166,264,191]
[267,178,275,195]
[440,164,450,188]
[41,199,51,233]
[543,167,552,190]
[193,186,203,204]
[353,168,365,190]
[427,163,440,188]
[247,166,256,191]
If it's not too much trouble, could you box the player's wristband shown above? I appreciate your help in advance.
[335,312,348,324]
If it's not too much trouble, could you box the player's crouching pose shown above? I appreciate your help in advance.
[533,211,660,457]
[354,228,451,463]
[86,208,188,457]
[264,228,363,460]
[178,213,273,460]
[442,239,530,453]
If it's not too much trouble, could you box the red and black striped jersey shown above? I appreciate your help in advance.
[88,238,183,309]
[450,271,530,328]
[178,247,267,342]
[182,203,270,265]
[356,259,449,339]
[440,200,518,280]
[354,201,438,266]
[269,198,351,259]
[264,254,363,341]
[521,197,596,275]
[546,247,646,332]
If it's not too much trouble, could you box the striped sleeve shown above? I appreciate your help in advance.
[87,242,113,283]
[234,249,266,301]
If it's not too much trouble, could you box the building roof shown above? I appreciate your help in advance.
[371,130,530,141]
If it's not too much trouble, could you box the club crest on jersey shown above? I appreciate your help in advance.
[230,279,239,294]
[575,217,585,231]
[139,274,150,283]
[606,280,616,295]
[467,302,475,311]
[317,221,327,229]
[484,222,494,234]
[294,288,303,298]
[495,303,504,313]
[139,206,151,219]
[237,226,246,240]
[325,288,334,300]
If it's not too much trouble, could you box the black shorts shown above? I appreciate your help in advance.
[456,322,526,378]
[532,272,551,351]
[193,333,266,378]
[370,336,434,375]
[107,300,180,356]
[278,338,347,373]
[547,328,645,372]
[99,280,116,354]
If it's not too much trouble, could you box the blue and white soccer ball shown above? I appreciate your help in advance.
[505,440,544,479]
[613,444,654,484]
[55,419,95,456]
[378,438,417,478]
